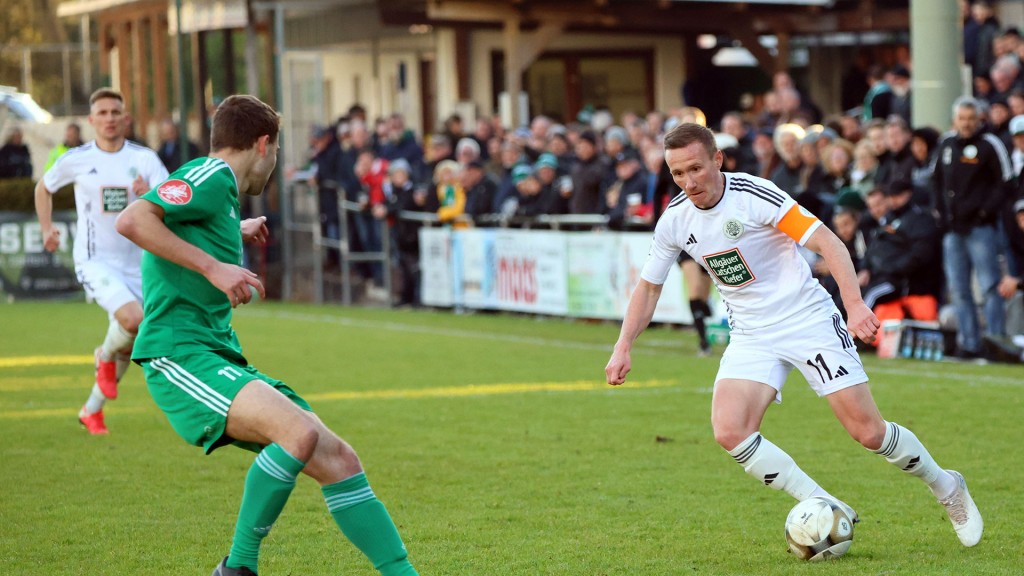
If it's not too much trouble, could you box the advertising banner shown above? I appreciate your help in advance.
[0,211,81,301]
[616,233,690,323]
[492,229,567,315]
[419,227,453,307]
[566,233,618,318]
[453,228,496,309]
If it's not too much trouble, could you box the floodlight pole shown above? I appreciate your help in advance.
[175,0,190,167]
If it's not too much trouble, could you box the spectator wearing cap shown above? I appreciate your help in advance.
[889,65,912,125]
[569,130,609,215]
[514,164,550,218]
[546,129,575,173]
[858,178,943,333]
[604,148,648,230]
[491,142,525,216]
[1008,114,1024,174]
[461,159,498,218]
[531,153,564,214]
[455,137,481,169]
[986,98,1014,152]
[933,96,1013,358]
[381,159,437,307]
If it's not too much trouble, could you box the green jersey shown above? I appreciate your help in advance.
[133,157,245,360]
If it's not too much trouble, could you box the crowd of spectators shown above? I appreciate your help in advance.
[297,45,1024,362]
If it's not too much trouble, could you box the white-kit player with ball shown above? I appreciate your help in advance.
[605,122,982,549]
[34,87,168,434]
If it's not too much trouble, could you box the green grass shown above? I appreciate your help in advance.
[1,300,1021,575]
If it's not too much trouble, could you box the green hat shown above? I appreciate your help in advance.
[512,163,532,184]
[835,187,866,212]
[534,153,558,171]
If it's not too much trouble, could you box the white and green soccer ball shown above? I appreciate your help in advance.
[784,497,855,561]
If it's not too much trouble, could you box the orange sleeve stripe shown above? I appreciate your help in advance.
[777,204,819,243]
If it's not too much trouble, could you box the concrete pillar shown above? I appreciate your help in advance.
[911,0,962,129]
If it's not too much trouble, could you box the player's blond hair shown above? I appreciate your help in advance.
[663,122,717,158]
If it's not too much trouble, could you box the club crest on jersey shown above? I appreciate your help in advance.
[158,179,192,205]
[723,218,744,240]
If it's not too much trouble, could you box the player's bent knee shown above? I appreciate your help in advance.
[282,420,320,462]
[713,425,753,452]
[848,423,885,451]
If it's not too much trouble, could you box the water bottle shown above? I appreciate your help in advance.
[900,328,914,358]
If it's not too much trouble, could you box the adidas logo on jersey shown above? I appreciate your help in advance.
[88,167,98,174]
[685,233,697,246]
[835,365,849,376]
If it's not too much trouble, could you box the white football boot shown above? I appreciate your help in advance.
[938,470,983,547]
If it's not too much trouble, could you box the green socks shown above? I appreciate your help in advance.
[227,443,306,572]
[323,472,418,576]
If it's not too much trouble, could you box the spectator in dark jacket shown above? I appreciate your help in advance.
[605,149,648,229]
[0,128,32,178]
[859,178,943,327]
[381,159,437,306]
[876,116,916,190]
[569,130,608,214]
[933,96,1015,357]
[461,159,498,219]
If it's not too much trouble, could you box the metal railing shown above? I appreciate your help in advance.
[281,180,653,303]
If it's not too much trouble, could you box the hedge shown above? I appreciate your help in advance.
[0,178,76,212]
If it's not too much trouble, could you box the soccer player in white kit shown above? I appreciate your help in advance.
[605,123,983,548]
[34,88,169,434]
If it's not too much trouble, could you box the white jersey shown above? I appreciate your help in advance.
[43,140,168,272]
[641,172,832,332]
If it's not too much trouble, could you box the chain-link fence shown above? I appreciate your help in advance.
[0,43,101,117]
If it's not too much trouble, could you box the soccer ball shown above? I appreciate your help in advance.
[784,497,855,561]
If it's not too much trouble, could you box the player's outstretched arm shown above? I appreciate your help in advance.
[606,278,663,386]
[804,225,879,343]
[116,200,265,306]
[33,179,60,253]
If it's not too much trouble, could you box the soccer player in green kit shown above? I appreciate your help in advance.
[116,95,418,576]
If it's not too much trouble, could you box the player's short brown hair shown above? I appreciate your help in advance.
[210,95,280,152]
[663,122,717,158]
[89,88,123,105]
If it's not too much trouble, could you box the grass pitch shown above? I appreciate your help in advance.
[1,300,1021,575]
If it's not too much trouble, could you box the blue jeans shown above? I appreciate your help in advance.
[943,226,1005,352]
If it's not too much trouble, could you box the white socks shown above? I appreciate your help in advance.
[100,320,134,360]
[728,424,958,504]
[83,385,106,414]
[728,432,821,501]
[873,421,956,498]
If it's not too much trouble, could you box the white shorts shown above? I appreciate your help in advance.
[75,260,143,318]
[716,305,868,403]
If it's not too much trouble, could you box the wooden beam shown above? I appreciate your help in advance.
[131,17,147,130]
[151,14,168,119]
[117,21,131,108]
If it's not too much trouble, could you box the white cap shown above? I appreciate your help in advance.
[1010,114,1024,136]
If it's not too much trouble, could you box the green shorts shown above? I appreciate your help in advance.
[140,350,312,454]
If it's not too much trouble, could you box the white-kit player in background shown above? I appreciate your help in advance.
[34,87,169,435]
[605,123,983,548]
